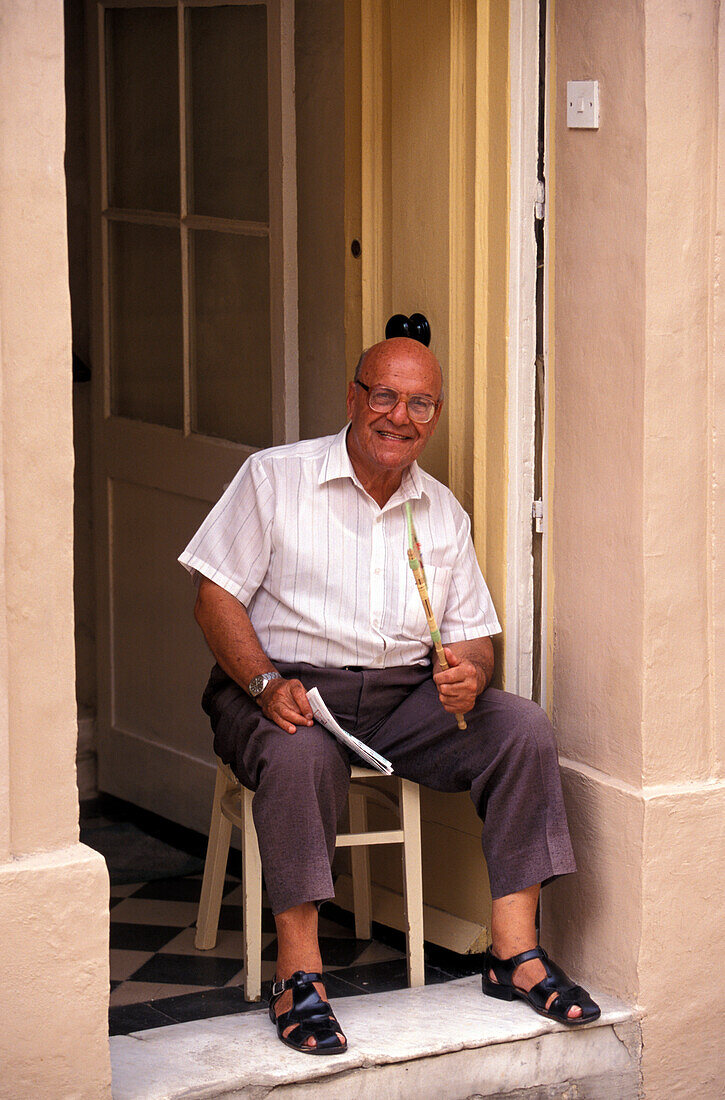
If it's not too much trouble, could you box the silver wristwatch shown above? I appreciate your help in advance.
[248,670,282,698]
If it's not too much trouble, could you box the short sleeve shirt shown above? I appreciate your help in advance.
[179,426,501,668]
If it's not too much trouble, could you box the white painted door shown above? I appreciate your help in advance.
[87,0,297,831]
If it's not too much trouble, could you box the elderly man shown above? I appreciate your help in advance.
[179,337,599,1055]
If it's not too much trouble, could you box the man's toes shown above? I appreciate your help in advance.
[282,1024,314,1046]
[567,1005,582,1019]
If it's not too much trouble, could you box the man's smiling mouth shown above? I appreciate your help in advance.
[376,430,412,441]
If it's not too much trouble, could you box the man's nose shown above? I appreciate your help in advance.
[388,397,411,424]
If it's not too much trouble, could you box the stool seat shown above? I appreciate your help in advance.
[195,758,425,1001]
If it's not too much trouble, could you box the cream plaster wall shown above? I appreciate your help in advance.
[642,0,718,786]
[0,2,110,1094]
[546,1,724,1096]
[549,0,647,787]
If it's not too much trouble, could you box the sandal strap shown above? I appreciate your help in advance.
[270,970,324,1004]
[507,946,547,969]
[484,945,547,983]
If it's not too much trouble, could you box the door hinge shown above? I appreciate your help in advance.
[535,179,545,220]
[532,499,544,533]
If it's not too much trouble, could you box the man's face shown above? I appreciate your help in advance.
[346,338,443,478]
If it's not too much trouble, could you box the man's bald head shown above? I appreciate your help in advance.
[354,338,444,402]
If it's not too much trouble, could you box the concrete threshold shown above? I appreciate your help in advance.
[110,976,642,1100]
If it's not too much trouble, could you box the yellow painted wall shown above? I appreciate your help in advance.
[472,0,509,680]
[344,0,510,947]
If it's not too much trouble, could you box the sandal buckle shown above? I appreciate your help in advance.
[271,978,287,998]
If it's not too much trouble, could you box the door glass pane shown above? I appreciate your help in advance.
[187,5,269,222]
[192,230,272,446]
[110,222,183,428]
[106,8,179,212]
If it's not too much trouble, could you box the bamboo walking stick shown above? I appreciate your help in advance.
[404,503,467,730]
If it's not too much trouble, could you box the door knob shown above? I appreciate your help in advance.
[385,312,431,347]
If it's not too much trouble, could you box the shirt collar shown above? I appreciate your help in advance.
[318,424,427,505]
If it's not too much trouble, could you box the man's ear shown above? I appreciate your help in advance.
[346,379,356,419]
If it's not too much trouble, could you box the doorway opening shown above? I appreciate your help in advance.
[64,0,540,1040]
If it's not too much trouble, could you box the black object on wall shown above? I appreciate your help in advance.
[384,312,431,347]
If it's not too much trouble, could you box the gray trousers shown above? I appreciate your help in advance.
[202,661,576,915]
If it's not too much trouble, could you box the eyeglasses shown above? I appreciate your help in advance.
[355,380,439,424]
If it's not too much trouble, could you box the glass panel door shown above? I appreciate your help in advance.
[101,0,284,448]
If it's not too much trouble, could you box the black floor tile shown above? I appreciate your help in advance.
[130,952,242,987]
[155,985,267,1023]
[328,958,453,994]
[109,896,125,910]
[129,876,237,903]
[260,935,369,968]
[215,904,244,932]
[109,1001,177,1036]
[424,944,485,979]
[212,901,274,933]
[110,922,185,952]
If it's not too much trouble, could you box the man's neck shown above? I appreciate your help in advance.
[345,439,406,509]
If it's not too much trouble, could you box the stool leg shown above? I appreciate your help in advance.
[399,778,425,987]
[195,764,234,950]
[348,785,373,940]
[242,786,263,1002]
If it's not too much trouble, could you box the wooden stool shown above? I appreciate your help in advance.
[195,757,425,1000]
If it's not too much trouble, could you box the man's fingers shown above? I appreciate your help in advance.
[443,646,460,667]
[261,678,313,733]
[275,697,312,727]
[290,680,314,723]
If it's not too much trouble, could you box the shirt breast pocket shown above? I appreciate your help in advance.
[400,563,453,641]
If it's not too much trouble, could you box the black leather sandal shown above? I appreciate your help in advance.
[482,946,601,1027]
[269,971,348,1055]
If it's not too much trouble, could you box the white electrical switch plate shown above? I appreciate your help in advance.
[567,81,599,129]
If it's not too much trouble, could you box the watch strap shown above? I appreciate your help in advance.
[248,670,282,698]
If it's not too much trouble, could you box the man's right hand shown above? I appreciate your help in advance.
[259,677,314,734]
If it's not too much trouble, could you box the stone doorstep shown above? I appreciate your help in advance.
[109,976,641,1100]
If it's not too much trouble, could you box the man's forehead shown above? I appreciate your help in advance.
[362,339,442,395]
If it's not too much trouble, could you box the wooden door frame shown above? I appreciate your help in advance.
[505,0,541,699]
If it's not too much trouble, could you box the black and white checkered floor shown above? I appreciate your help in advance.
[84,797,482,1037]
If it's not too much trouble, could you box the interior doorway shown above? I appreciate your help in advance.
[65,0,542,1036]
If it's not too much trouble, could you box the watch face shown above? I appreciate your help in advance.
[249,672,279,697]
[249,675,266,697]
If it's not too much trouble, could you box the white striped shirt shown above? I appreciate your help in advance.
[179,426,501,668]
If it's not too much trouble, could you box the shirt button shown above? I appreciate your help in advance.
[374,567,382,575]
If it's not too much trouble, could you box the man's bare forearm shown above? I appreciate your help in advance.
[194,577,314,733]
[433,636,495,696]
[194,576,276,691]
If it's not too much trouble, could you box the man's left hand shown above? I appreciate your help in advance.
[433,647,479,715]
